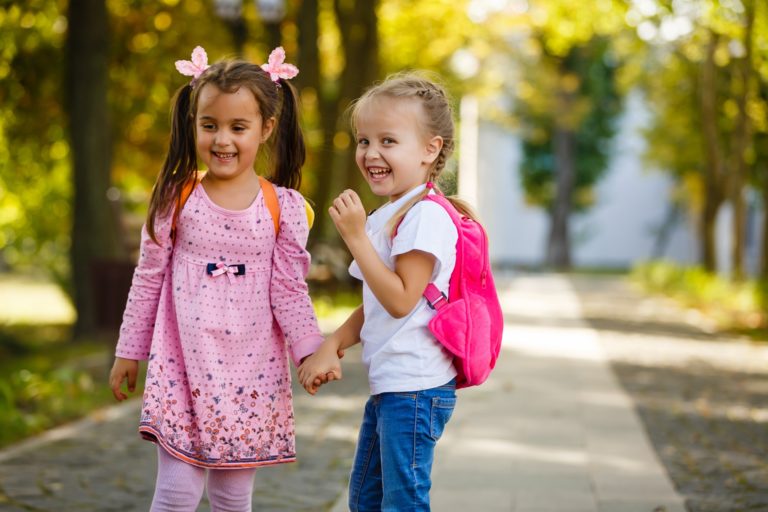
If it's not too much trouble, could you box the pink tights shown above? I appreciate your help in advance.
[150,446,257,512]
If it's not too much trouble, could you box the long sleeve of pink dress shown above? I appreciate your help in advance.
[115,182,323,469]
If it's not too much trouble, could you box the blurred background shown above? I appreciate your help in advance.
[0,0,766,448]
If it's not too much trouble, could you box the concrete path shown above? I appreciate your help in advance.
[331,273,685,512]
[429,274,685,512]
[1,274,687,511]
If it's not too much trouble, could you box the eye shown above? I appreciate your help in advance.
[201,123,215,130]
[232,125,246,132]
[382,137,395,144]
[357,137,369,146]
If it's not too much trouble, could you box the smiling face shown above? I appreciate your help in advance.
[195,84,275,181]
[354,97,443,202]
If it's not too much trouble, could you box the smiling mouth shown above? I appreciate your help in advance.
[367,166,391,179]
[213,151,236,160]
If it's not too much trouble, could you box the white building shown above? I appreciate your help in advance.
[457,90,733,271]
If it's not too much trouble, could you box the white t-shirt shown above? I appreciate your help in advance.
[349,184,458,394]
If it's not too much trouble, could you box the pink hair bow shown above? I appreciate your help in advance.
[175,46,210,84]
[261,47,299,83]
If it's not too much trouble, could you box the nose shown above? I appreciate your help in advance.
[213,130,232,147]
[363,144,380,160]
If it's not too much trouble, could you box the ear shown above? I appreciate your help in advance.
[261,117,276,142]
[423,135,444,165]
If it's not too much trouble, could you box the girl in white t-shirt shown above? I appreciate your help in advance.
[298,73,478,511]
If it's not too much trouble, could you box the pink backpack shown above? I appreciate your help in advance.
[406,192,504,389]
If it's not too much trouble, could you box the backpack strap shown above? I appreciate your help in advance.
[171,172,205,244]
[257,176,316,233]
[424,283,449,310]
[420,194,465,304]
[389,186,463,307]
[258,176,280,236]
[171,173,312,244]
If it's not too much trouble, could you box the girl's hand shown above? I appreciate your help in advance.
[298,345,342,395]
[109,357,139,401]
[329,189,367,242]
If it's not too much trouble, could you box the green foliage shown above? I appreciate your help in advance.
[0,337,140,449]
[631,260,764,334]
[0,2,70,281]
[517,37,622,212]
[636,0,768,221]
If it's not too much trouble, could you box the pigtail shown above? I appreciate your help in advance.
[146,84,198,244]
[386,188,432,237]
[270,79,305,191]
[385,183,479,238]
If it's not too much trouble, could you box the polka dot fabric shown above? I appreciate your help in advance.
[115,183,323,469]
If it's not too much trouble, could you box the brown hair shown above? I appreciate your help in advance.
[146,59,305,242]
[349,72,477,234]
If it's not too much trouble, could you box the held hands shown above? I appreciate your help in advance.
[328,189,367,242]
[297,341,344,395]
[109,357,139,401]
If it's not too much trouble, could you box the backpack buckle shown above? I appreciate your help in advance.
[426,291,448,310]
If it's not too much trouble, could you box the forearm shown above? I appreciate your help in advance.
[334,305,364,350]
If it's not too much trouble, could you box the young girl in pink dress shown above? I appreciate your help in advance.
[109,46,337,512]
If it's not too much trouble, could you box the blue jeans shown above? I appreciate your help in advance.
[348,379,457,512]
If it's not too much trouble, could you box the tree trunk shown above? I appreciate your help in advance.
[264,23,282,51]
[651,201,681,259]
[761,163,768,280]
[547,122,575,270]
[309,0,379,242]
[729,0,755,281]
[66,0,125,337]
[699,29,725,272]
[546,74,577,271]
[296,0,320,94]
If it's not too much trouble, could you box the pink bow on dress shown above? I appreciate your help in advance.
[209,262,244,284]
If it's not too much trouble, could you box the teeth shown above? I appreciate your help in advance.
[215,152,236,158]
[368,167,390,175]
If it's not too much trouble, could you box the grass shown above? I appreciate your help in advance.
[0,274,360,449]
[631,260,767,342]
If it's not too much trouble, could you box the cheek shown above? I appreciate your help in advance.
[195,130,209,149]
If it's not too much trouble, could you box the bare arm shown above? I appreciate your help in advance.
[296,305,364,394]
[331,304,364,351]
[329,190,435,318]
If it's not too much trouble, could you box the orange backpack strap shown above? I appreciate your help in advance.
[171,172,205,244]
[172,174,308,243]
[258,176,281,236]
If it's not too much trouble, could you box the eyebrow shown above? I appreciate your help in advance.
[198,115,253,123]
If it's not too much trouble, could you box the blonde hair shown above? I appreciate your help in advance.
[350,72,477,235]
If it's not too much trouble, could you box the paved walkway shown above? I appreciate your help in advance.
[4,273,756,511]
[330,273,685,512]
[428,274,685,512]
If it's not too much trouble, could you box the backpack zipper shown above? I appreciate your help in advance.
[480,223,489,288]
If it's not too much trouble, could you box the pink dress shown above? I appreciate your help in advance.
[115,183,323,469]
